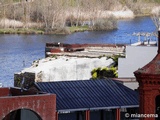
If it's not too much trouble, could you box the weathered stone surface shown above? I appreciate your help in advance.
[14,56,113,84]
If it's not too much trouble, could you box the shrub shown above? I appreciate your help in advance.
[92,16,117,30]
[91,66,118,79]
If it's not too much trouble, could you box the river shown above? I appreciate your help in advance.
[0,16,157,87]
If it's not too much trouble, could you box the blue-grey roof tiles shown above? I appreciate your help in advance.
[35,79,139,111]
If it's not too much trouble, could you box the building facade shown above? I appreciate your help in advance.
[119,46,157,78]
[134,31,160,120]
[0,87,56,120]
[35,79,139,120]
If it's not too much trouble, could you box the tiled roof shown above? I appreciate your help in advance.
[35,79,139,111]
[134,54,160,75]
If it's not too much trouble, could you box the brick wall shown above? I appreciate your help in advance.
[0,88,10,97]
[0,88,56,120]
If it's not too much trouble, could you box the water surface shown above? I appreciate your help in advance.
[0,16,157,87]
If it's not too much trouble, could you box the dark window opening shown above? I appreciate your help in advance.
[156,95,160,120]
[3,109,42,120]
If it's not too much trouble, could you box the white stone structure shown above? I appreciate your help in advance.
[18,56,113,82]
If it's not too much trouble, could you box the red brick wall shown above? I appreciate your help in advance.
[0,88,10,97]
[0,91,56,120]
[135,74,160,120]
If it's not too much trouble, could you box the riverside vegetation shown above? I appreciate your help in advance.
[0,0,160,34]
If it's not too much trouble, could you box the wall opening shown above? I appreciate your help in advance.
[58,111,86,120]
[3,109,42,120]
[156,95,160,120]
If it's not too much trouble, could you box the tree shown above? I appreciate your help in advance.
[91,67,118,79]
[152,10,160,30]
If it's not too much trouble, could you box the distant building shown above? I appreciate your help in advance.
[118,46,157,78]
[134,31,160,120]
[118,46,157,90]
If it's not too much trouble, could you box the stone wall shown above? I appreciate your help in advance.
[15,57,114,83]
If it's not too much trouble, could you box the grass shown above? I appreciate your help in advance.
[68,26,89,33]
[0,28,44,34]
[0,26,89,34]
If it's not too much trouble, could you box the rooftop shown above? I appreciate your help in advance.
[0,87,44,97]
[35,79,139,112]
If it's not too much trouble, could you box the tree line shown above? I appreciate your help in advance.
[0,0,159,33]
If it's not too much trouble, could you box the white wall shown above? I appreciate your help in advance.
[123,82,139,90]
[118,46,157,78]
[22,57,113,82]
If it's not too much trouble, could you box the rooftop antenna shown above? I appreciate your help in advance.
[23,60,25,67]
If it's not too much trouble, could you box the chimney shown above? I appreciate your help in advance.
[158,30,160,54]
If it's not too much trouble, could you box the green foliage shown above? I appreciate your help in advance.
[108,54,125,67]
[119,0,127,5]
[154,0,160,2]
[0,28,44,34]
[91,66,118,79]
[92,72,97,79]
[13,0,20,2]
[69,26,89,33]
[52,55,57,59]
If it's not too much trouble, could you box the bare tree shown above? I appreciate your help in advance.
[0,0,150,32]
[152,10,160,30]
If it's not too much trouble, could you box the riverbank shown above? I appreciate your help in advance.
[0,4,158,35]
[0,26,89,34]
[0,28,44,34]
[0,9,134,34]
[0,0,159,35]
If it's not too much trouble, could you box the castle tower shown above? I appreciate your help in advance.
[134,31,160,120]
